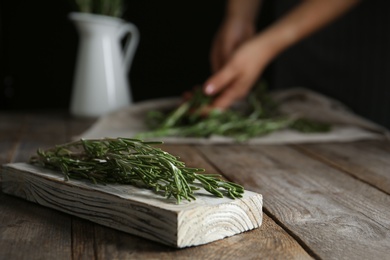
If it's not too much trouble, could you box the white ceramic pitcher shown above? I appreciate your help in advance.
[69,12,139,117]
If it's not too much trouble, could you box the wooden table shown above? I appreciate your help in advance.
[1,111,389,259]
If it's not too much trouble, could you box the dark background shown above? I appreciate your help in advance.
[1,0,78,109]
[122,0,227,101]
[1,1,389,128]
[0,1,229,109]
[0,1,221,109]
[0,0,273,109]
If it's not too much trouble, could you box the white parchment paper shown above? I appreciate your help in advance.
[78,88,389,144]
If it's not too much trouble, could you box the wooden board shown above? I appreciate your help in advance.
[1,163,263,248]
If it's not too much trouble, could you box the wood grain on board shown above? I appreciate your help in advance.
[1,163,263,248]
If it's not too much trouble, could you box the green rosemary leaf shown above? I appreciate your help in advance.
[73,0,123,17]
[289,118,332,133]
[29,137,244,203]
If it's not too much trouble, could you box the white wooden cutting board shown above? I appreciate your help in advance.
[1,163,263,248]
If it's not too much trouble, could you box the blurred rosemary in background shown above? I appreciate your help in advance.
[137,82,331,142]
[72,0,123,17]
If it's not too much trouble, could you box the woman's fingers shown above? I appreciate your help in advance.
[203,65,256,110]
[204,64,237,96]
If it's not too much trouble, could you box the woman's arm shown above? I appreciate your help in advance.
[210,0,263,72]
[205,0,361,110]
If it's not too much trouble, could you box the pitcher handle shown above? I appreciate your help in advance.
[119,22,140,72]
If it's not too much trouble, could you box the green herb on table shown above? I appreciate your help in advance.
[290,118,331,133]
[29,138,244,203]
[136,83,331,141]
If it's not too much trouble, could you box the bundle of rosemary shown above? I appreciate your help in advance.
[136,83,331,142]
[30,138,244,203]
[72,0,123,17]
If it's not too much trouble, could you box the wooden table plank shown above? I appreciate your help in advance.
[0,138,17,166]
[0,113,28,165]
[294,140,390,194]
[197,144,390,259]
[0,112,74,259]
[2,111,390,259]
[0,193,72,260]
[67,116,97,140]
[0,112,68,163]
[71,218,97,260]
[0,112,26,134]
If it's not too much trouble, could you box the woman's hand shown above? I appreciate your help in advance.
[205,35,274,110]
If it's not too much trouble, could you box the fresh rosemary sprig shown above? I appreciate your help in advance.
[29,138,244,203]
[137,83,331,141]
[72,0,123,17]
